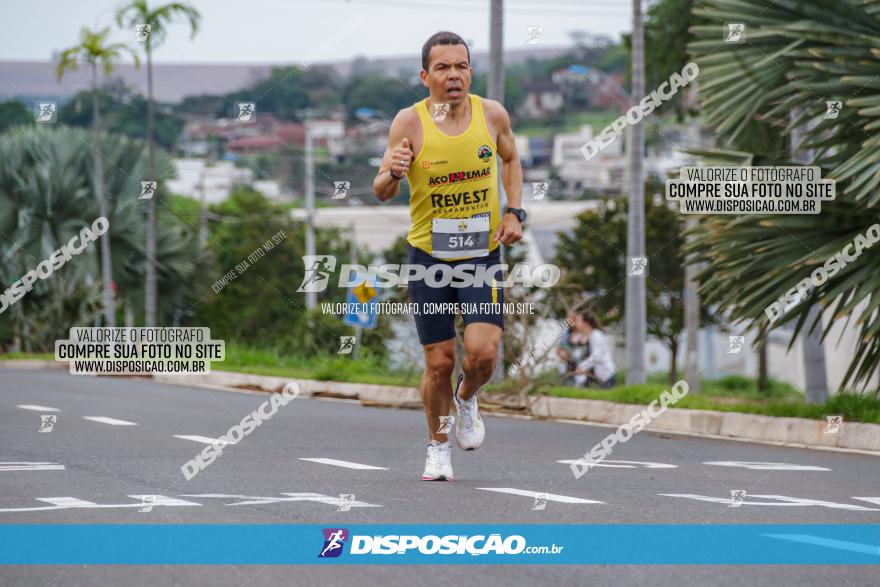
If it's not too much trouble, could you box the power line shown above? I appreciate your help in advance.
[281,0,631,15]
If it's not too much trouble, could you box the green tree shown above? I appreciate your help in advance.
[0,125,198,349]
[343,75,420,123]
[641,0,700,119]
[555,195,714,382]
[0,100,32,133]
[684,0,880,391]
[193,187,391,358]
[60,81,183,150]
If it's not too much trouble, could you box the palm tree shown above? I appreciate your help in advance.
[0,125,111,347]
[685,0,880,391]
[116,0,200,327]
[0,126,201,349]
[56,27,140,328]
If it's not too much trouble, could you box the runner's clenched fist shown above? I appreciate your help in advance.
[389,137,413,178]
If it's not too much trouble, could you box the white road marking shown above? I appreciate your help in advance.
[17,404,60,412]
[0,495,201,513]
[314,397,361,404]
[476,487,603,504]
[181,493,381,508]
[0,462,65,472]
[704,461,830,471]
[763,534,880,556]
[127,495,204,507]
[553,418,880,458]
[174,435,221,444]
[37,497,97,507]
[83,416,137,426]
[661,493,880,511]
[557,459,677,469]
[298,458,387,470]
[852,497,880,506]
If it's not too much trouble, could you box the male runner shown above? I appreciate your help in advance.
[372,31,526,481]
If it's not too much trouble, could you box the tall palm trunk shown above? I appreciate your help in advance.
[125,299,135,328]
[757,337,768,393]
[144,42,157,326]
[668,336,678,384]
[92,63,115,327]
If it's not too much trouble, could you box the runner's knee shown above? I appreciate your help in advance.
[424,349,455,380]
[465,348,497,375]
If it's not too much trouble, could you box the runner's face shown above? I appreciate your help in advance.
[422,44,471,104]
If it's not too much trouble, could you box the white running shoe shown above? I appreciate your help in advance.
[421,440,454,481]
[453,374,485,450]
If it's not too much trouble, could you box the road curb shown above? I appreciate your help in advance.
[3,361,878,453]
[152,369,879,454]
[528,395,880,453]
[0,360,64,369]
[152,370,423,406]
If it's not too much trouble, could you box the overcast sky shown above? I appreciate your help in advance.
[3,0,633,64]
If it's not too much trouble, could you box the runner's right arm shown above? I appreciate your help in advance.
[373,112,414,202]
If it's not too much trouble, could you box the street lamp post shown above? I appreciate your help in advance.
[580,58,648,385]
[626,0,647,385]
[303,118,344,310]
[304,123,316,310]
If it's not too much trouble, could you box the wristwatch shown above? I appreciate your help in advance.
[388,169,404,180]
[505,207,526,223]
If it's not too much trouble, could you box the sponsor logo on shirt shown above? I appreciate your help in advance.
[428,167,492,186]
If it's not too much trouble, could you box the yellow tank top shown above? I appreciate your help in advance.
[406,93,500,259]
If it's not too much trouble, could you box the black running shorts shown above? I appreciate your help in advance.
[406,243,505,345]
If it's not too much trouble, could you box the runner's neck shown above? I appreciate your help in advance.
[428,94,470,122]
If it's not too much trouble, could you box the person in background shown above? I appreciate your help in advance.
[555,310,586,386]
[572,311,616,389]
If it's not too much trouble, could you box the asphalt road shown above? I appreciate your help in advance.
[1,368,878,586]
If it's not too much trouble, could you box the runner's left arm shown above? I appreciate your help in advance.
[491,104,524,245]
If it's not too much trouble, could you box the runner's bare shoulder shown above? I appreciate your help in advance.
[389,106,423,154]
[477,98,510,140]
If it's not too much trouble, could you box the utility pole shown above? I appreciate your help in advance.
[304,119,317,310]
[790,108,828,404]
[198,169,208,247]
[488,0,504,104]
[489,0,505,382]
[350,222,362,360]
[303,116,344,311]
[684,85,701,393]
[625,0,647,384]
[683,227,700,391]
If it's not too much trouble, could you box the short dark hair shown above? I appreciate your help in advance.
[579,311,601,330]
[422,31,470,71]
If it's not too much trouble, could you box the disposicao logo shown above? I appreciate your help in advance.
[318,528,349,558]
[317,530,563,558]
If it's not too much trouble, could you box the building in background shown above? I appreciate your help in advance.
[166,158,288,204]
[519,81,564,118]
